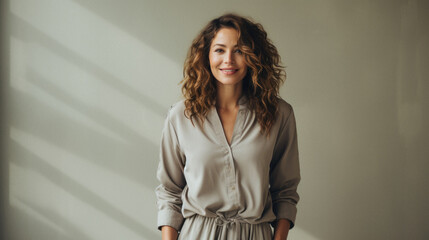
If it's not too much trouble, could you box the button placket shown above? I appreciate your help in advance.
[225,146,236,202]
[210,104,245,205]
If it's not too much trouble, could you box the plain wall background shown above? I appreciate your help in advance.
[2,0,429,239]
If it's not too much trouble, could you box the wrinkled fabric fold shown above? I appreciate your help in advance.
[178,214,273,240]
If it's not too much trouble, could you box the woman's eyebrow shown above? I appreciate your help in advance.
[213,44,226,47]
[213,44,239,47]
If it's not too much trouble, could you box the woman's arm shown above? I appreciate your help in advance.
[270,103,300,229]
[161,226,178,240]
[273,219,290,240]
[156,109,186,233]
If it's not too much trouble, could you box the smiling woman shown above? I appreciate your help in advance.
[155,13,300,240]
[209,28,248,87]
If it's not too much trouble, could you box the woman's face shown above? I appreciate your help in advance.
[209,28,247,87]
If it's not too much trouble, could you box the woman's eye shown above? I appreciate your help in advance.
[214,49,224,53]
[235,49,243,54]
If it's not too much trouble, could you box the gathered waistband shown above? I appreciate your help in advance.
[213,215,245,239]
[178,214,272,240]
[214,215,244,225]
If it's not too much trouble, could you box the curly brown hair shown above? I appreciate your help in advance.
[181,13,286,134]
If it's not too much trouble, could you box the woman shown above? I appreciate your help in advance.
[156,13,300,240]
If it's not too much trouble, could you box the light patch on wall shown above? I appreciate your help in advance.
[9,166,66,235]
[10,127,158,239]
[10,30,166,146]
[11,0,182,142]
[288,226,320,240]
[10,35,133,144]
[10,0,182,101]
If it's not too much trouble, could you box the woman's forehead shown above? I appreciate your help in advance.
[211,28,239,47]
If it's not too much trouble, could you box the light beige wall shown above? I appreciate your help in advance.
[3,0,428,239]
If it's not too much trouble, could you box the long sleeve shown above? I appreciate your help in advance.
[155,111,186,231]
[270,104,301,229]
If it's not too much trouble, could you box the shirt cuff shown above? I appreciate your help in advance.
[157,209,184,232]
[272,201,297,229]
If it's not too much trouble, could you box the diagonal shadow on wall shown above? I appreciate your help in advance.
[10,85,159,188]
[10,13,167,117]
[10,14,163,189]
[10,198,93,240]
[10,139,159,240]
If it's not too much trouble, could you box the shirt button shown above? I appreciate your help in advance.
[231,186,236,191]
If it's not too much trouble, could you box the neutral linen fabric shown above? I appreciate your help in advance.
[156,96,300,237]
[178,214,273,239]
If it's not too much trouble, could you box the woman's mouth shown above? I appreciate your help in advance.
[220,68,238,75]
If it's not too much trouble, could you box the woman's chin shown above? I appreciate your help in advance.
[215,79,243,86]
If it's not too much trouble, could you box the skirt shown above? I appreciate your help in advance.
[178,214,273,240]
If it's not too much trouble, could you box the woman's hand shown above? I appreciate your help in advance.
[161,225,178,240]
[273,219,290,240]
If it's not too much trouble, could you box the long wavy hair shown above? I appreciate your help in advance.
[181,13,286,134]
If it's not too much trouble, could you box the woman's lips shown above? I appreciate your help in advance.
[220,68,238,75]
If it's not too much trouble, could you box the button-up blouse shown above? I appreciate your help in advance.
[156,96,300,231]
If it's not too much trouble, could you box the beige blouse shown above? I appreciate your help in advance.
[155,96,300,232]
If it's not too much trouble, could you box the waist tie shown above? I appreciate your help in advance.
[215,216,244,240]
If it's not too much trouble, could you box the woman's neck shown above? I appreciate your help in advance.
[215,82,243,110]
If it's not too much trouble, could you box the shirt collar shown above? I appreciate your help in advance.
[207,94,249,120]
[238,94,248,110]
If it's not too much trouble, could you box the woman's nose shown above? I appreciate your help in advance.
[223,51,234,64]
